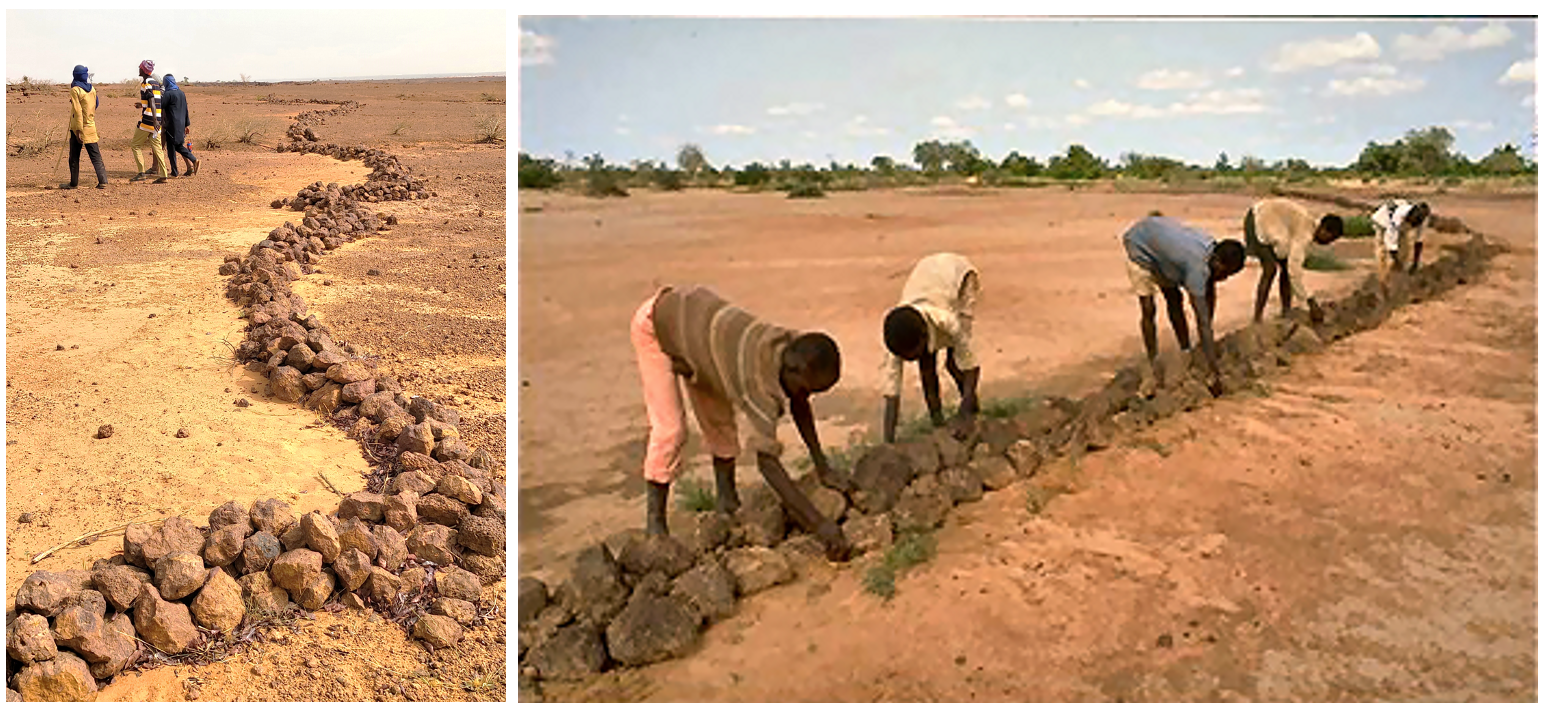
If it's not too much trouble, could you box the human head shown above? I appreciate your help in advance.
[1209,239,1246,282]
[163,74,178,91]
[72,65,89,83]
[882,305,929,361]
[138,60,154,78]
[1313,214,1345,245]
[780,332,841,396]
[1406,202,1431,228]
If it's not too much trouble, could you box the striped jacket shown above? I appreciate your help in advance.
[137,77,162,133]
[651,286,793,456]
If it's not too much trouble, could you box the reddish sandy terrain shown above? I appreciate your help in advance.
[518,185,1535,701]
[7,78,506,701]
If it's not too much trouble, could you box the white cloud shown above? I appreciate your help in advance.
[708,124,756,136]
[800,131,818,139]
[1167,88,1268,115]
[844,115,890,137]
[1499,58,1535,85]
[1311,115,1337,125]
[766,102,824,117]
[614,126,632,136]
[1002,122,1016,131]
[1064,113,1090,126]
[1225,66,1245,78]
[1339,63,1398,77]
[1004,93,1031,109]
[1073,78,1091,89]
[1326,68,1426,97]
[929,115,974,139]
[520,29,556,66]
[1394,22,1513,61]
[956,95,992,111]
[1136,68,1210,90]
[1452,119,1495,132]
[1268,32,1380,73]
[1085,99,1165,119]
[1021,115,1063,130]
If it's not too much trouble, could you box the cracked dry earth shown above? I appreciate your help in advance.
[526,189,1535,701]
[6,77,506,701]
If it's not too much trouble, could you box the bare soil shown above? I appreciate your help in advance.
[518,185,1535,701]
[6,77,506,702]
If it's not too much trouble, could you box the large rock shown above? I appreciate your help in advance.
[416,493,468,528]
[842,514,894,556]
[681,512,732,557]
[341,379,375,404]
[939,466,985,504]
[431,598,478,625]
[153,551,207,601]
[384,490,419,531]
[299,512,342,563]
[567,544,628,624]
[326,360,375,384]
[333,549,373,592]
[358,391,396,421]
[724,547,794,595]
[306,381,343,413]
[295,568,336,610]
[271,365,306,401]
[457,514,504,556]
[92,564,151,613]
[363,568,402,605]
[133,585,199,653]
[336,518,378,560]
[437,567,483,603]
[7,613,57,663]
[933,431,969,468]
[189,569,245,633]
[269,548,323,593]
[669,561,736,625]
[208,500,253,533]
[437,475,483,506]
[123,523,155,567]
[605,594,700,666]
[892,475,952,532]
[395,422,435,456]
[462,551,505,582]
[250,498,298,537]
[974,456,1017,491]
[337,492,386,523]
[617,534,695,579]
[798,478,848,524]
[389,468,437,496]
[735,486,787,548]
[405,523,459,567]
[850,444,917,514]
[135,516,207,567]
[411,613,465,649]
[89,614,139,679]
[896,438,941,477]
[203,523,249,568]
[15,571,84,617]
[1006,439,1044,478]
[239,531,282,575]
[238,572,289,614]
[527,623,607,680]
[517,577,548,625]
[374,524,409,571]
[12,651,97,702]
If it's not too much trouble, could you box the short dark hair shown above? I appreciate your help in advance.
[784,332,841,389]
[1409,202,1431,227]
[1318,214,1344,237]
[882,306,928,359]
[1212,239,1246,277]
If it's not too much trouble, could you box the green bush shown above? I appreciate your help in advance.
[1341,214,1375,238]
[675,478,715,513]
[1303,251,1353,272]
[518,153,562,190]
[785,182,826,199]
[585,171,629,198]
[861,530,937,599]
[652,168,685,191]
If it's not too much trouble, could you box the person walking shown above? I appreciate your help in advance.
[61,64,108,190]
[159,74,198,177]
[129,60,168,184]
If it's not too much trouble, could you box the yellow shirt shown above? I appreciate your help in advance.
[1250,198,1318,305]
[69,86,99,144]
[883,252,980,397]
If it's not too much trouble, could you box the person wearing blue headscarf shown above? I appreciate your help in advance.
[159,74,198,177]
[63,65,109,189]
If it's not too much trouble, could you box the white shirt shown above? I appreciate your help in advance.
[1371,199,1425,253]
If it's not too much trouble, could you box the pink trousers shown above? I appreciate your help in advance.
[631,291,741,484]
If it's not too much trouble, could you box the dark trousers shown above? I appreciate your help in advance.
[163,132,197,176]
[69,132,108,187]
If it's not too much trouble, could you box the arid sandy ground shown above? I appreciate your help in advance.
[6,77,506,701]
[519,185,1535,701]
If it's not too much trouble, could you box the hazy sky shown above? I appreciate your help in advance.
[5,10,506,83]
[519,17,1539,169]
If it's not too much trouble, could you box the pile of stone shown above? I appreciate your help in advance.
[517,233,1502,689]
[7,482,505,701]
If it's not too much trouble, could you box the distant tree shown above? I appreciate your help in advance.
[1239,154,1267,174]
[1478,143,1528,174]
[912,139,947,174]
[518,152,562,190]
[871,155,897,175]
[1000,150,1042,177]
[942,140,986,176]
[734,162,772,187]
[677,143,710,175]
[1399,126,1456,174]
[1214,151,1231,172]
[1045,144,1107,180]
[582,153,628,197]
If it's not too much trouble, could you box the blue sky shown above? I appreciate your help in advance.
[519,17,1538,169]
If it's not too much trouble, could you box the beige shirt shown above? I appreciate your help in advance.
[1250,198,1318,305]
[884,253,980,397]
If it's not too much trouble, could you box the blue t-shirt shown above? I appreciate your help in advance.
[1122,216,1214,300]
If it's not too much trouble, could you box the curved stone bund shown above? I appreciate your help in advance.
[7,482,506,701]
[515,231,1503,689]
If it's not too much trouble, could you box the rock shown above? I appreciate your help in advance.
[285,344,317,371]
[123,522,155,567]
[406,523,459,567]
[208,500,252,532]
[842,514,894,555]
[408,397,462,427]
[88,614,138,679]
[12,651,97,702]
[250,498,298,537]
[271,365,306,401]
[431,598,478,625]
[270,548,324,593]
[432,437,473,463]
[850,444,917,514]
[735,486,787,547]
[203,523,248,568]
[384,490,419,531]
[974,456,1017,491]
[617,534,695,579]
[336,517,378,560]
[456,512,504,556]
[395,422,435,456]
[299,512,342,563]
[724,547,794,595]
[603,529,648,561]
[7,613,57,664]
[437,567,482,603]
[341,379,375,404]
[517,577,549,625]
[460,550,503,581]
[933,431,969,468]
[939,466,985,504]
[416,493,468,527]
[437,475,483,506]
[190,569,245,633]
[358,391,395,421]
[412,615,464,649]
[341,591,366,611]
[4,689,17,703]
[605,594,699,666]
[238,572,289,614]
[527,623,607,680]
[333,548,373,592]
[896,438,940,477]
[133,585,199,653]
[15,571,83,617]
[326,360,375,384]
[1006,439,1044,478]
[154,551,207,601]
[892,476,951,532]
[377,414,414,446]
[306,381,342,413]
[976,418,1023,458]
[804,481,848,524]
[97,424,114,439]
[1283,324,1325,355]
[567,544,628,624]
[138,516,207,566]
[92,565,151,613]
[399,566,429,593]
[467,448,496,472]
[239,531,282,575]
[362,568,402,605]
[680,511,732,557]
[337,492,386,523]
[295,568,336,611]
[669,561,736,625]
[389,468,437,496]
[374,524,409,571]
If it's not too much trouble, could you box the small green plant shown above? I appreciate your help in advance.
[675,477,716,513]
[1341,214,1375,238]
[1303,251,1353,272]
[785,182,826,199]
[473,113,505,145]
[861,530,937,599]
[980,394,1040,421]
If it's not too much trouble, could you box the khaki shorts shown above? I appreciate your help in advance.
[1121,232,1162,297]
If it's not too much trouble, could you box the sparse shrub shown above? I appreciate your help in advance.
[478,92,502,102]
[734,162,772,188]
[1303,251,1353,272]
[518,153,562,190]
[473,113,505,145]
[652,168,686,191]
[675,478,715,513]
[861,530,937,599]
[1341,214,1375,238]
[390,121,410,136]
[233,118,268,145]
[785,182,826,199]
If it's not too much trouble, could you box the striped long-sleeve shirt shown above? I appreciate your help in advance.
[651,286,794,457]
[136,77,162,133]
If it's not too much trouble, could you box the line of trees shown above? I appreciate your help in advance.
[519,126,1538,194]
